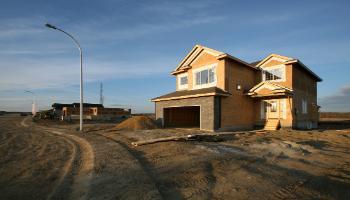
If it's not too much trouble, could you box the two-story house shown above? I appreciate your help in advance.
[151,45,322,131]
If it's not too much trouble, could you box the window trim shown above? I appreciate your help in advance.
[270,101,277,112]
[192,63,217,89]
[177,73,188,90]
[262,64,286,82]
[302,99,307,114]
[282,99,287,119]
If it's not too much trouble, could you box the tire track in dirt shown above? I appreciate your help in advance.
[269,179,307,200]
[92,132,164,199]
[20,117,29,127]
[96,132,221,199]
[45,135,76,200]
[19,117,95,200]
[43,129,95,200]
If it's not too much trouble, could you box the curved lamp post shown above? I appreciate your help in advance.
[45,23,84,131]
[25,90,36,116]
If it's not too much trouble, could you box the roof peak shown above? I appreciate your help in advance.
[172,44,256,74]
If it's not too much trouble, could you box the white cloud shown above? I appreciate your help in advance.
[319,84,350,112]
[0,8,225,91]
[140,0,220,16]
[71,15,225,44]
[0,56,174,91]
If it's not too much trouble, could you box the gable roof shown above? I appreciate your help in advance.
[172,44,257,75]
[151,87,231,102]
[255,53,293,67]
[247,82,293,98]
[172,46,322,82]
[255,53,322,82]
[216,53,258,70]
[250,60,262,67]
[284,59,322,82]
[249,81,293,93]
[174,45,224,72]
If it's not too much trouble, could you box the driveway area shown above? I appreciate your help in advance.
[0,116,350,199]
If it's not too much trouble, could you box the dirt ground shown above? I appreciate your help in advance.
[0,115,350,200]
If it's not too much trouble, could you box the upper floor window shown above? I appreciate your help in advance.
[193,64,217,89]
[177,73,188,90]
[180,76,188,85]
[263,66,285,81]
[302,99,307,114]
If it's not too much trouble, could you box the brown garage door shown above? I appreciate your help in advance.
[164,106,200,128]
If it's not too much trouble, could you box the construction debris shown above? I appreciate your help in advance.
[115,116,158,131]
[131,133,228,146]
[131,130,269,146]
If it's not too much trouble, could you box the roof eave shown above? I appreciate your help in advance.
[151,92,231,102]
[255,53,293,67]
[216,54,258,70]
[285,60,322,82]
[171,65,191,75]
[248,93,293,98]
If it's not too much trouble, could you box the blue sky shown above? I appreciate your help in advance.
[0,0,349,113]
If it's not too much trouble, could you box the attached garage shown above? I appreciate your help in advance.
[164,106,200,128]
[152,87,230,131]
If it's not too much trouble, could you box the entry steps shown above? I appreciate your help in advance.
[264,119,280,131]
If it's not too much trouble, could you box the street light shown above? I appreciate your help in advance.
[25,90,36,116]
[45,23,84,131]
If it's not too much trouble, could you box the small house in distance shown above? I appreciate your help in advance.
[152,45,322,131]
[52,103,131,121]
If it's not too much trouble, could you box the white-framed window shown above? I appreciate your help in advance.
[270,101,277,112]
[302,99,307,114]
[262,65,285,82]
[180,76,188,85]
[193,63,217,89]
[177,73,188,90]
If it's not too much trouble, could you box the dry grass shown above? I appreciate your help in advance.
[320,112,350,119]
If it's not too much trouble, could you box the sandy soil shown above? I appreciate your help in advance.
[1,116,350,199]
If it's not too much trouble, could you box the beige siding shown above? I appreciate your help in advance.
[176,52,222,91]
[292,64,318,128]
[220,59,257,130]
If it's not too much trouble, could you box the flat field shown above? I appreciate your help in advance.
[0,115,349,199]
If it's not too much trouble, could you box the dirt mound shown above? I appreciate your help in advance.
[115,116,158,130]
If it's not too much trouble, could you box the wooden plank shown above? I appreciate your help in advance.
[131,135,195,146]
[131,130,264,146]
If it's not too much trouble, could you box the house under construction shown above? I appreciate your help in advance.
[52,103,131,121]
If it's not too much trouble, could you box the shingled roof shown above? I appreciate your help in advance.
[151,87,231,102]
[250,60,262,67]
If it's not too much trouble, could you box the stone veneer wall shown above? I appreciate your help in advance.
[155,96,219,131]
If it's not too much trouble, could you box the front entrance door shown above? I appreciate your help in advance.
[267,100,279,119]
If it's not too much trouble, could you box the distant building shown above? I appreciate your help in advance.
[52,103,131,121]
